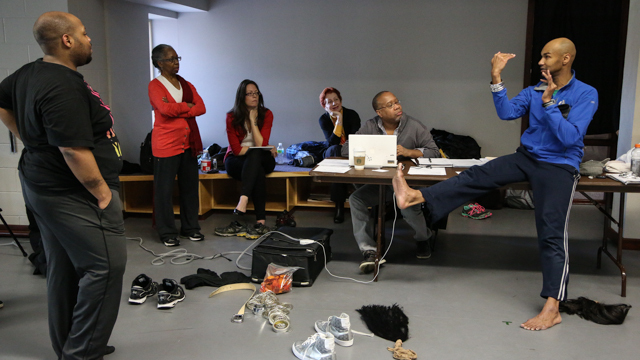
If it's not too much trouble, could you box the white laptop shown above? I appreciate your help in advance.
[348,134,397,168]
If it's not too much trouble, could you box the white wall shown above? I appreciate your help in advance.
[617,0,640,238]
[104,0,159,162]
[154,0,528,157]
[0,0,68,225]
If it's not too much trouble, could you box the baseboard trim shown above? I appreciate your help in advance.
[0,225,30,238]
[605,226,640,250]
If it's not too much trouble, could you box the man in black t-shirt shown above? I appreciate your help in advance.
[0,12,126,359]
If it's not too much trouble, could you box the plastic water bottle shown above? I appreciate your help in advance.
[276,143,285,165]
[631,143,640,177]
[200,150,212,172]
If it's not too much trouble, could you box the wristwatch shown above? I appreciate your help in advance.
[543,99,556,108]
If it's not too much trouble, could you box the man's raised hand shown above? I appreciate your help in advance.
[491,52,516,84]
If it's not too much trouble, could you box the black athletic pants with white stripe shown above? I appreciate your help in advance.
[418,146,579,300]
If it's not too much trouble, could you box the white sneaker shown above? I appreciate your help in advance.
[315,313,354,347]
[292,332,336,360]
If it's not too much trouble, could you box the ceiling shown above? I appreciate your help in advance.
[123,0,210,13]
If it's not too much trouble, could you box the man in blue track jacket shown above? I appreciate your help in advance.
[392,38,598,331]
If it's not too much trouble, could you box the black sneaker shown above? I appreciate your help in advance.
[180,232,204,241]
[0,300,3,309]
[214,221,248,237]
[359,250,386,274]
[245,223,270,240]
[163,238,180,247]
[129,274,159,304]
[416,241,432,259]
[157,279,186,309]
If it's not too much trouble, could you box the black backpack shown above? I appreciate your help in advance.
[140,131,154,174]
[430,128,481,159]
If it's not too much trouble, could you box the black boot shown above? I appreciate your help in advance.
[334,203,345,223]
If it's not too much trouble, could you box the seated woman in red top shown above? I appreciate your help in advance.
[148,44,206,247]
[215,79,276,239]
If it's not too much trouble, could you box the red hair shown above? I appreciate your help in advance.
[319,87,342,108]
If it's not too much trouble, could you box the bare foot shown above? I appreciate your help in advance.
[236,195,249,213]
[521,298,562,331]
[392,164,425,209]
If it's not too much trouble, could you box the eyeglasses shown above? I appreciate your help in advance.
[325,99,340,105]
[377,100,401,111]
[246,91,260,97]
[160,56,181,63]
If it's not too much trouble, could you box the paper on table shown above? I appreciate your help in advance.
[607,173,640,185]
[418,158,489,167]
[408,167,447,176]
[318,159,350,166]
[313,165,351,173]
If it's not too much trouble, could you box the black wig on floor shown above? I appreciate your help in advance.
[559,297,631,325]
[356,303,409,342]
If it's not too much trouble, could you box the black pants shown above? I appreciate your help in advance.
[225,149,276,220]
[419,147,579,300]
[324,144,348,205]
[154,149,200,241]
[21,178,127,360]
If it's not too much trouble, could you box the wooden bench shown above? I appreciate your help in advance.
[118,165,335,215]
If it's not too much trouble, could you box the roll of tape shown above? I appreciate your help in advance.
[269,312,289,325]
[272,319,290,333]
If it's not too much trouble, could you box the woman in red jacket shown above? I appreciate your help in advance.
[214,79,276,239]
[148,44,206,247]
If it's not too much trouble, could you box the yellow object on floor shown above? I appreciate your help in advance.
[387,339,417,360]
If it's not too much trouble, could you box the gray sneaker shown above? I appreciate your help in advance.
[214,221,247,237]
[315,313,354,347]
[245,223,270,240]
[292,332,336,360]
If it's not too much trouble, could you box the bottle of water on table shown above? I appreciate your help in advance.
[276,143,285,165]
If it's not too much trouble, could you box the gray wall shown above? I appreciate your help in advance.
[150,0,529,159]
[104,0,159,162]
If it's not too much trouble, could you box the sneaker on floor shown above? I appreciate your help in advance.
[0,300,3,309]
[214,221,247,237]
[359,250,386,274]
[163,238,180,247]
[416,240,432,259]
[128,274,159,304]
[180,232,204,241]
[461,203,493,220]
[157,278,186,309]
[292,332,336,360]
[245,223,271,240]
[315,313,354,347]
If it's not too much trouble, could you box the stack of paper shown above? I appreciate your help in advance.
[313,159,351,173]
[607,173,640,185]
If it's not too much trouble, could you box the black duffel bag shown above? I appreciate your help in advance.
[251,227,332,287]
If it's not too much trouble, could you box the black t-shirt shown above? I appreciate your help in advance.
[0,59,122,195]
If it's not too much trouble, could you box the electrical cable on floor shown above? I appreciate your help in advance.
[129,194,399,279]
[127,236,247,266]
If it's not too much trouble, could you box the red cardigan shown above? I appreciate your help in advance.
[148,78,206,158]
[225,109,273,160]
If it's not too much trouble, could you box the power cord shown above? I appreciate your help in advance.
[130,193,400,282]
[127,236,245,266]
